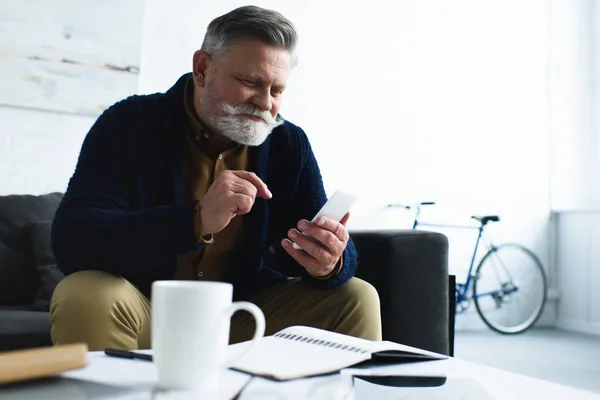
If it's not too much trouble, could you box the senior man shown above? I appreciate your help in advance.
[50,5,381,350]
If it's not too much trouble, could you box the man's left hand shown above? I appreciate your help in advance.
[281,212,350,277]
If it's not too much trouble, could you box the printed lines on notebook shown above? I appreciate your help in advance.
[273,333,369,354]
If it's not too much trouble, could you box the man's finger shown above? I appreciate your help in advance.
[297,221,339,251]
[229,193,254,215]
[314,216,347,241]
[229,170,272,199]
[230,181,258,199]
[281,238,315,264]
[340,212,350,227]
[281,239,330,277]
[288,228,331,261]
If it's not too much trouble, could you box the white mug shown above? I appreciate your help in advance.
[151,281,265,390]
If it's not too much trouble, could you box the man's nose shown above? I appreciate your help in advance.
[252,88,272,112]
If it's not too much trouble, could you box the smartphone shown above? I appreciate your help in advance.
[292,190,358,250]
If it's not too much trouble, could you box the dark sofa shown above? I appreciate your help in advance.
[0,193,64,351]
[0,193,451,355]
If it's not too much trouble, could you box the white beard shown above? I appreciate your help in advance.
[201,93,284,146]
[214,103,284,146]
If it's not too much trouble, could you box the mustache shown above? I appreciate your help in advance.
[221,103,283,127]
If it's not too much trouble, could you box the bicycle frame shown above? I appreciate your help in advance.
[410,209,511,313]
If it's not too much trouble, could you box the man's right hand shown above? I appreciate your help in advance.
[199,170,272,236]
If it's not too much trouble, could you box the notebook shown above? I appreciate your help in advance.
[0,343,88,384]
[229,326,446,381]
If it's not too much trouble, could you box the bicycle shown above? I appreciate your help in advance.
[387,202,548,334]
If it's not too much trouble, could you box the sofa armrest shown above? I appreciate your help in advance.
[350,229,449,355]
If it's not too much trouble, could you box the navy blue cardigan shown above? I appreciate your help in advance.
[51,73,357,298]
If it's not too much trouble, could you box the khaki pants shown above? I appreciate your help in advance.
[50,271,382,351]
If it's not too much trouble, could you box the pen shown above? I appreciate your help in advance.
[104,348,153,362]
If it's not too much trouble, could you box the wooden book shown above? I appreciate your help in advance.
[0,343,87,384]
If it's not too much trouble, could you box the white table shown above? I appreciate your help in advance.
[1,350,599,400]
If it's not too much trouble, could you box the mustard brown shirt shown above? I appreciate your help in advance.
[174,78,251,282]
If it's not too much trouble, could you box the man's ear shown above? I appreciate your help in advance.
[192,50,212,87]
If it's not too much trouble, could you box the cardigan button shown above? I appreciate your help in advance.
[197,271,204,278]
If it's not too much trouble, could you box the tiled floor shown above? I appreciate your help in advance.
[455,327,600,394]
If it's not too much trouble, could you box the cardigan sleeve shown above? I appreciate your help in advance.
[51,98,202,276]
[273,125,357,288]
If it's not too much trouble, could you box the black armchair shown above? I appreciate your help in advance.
[351,230,450,355]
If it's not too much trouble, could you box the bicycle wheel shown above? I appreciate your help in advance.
[473,244,547,334]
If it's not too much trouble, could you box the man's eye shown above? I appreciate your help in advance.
[243,80,257,87]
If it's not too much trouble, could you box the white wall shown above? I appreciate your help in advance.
[549,0,597,210]
[0,0,142,115]
[138,0,205,95]
[550,0,600,335]
[0,107,92,195]
[0,0,142,195]
[554,212,600,335]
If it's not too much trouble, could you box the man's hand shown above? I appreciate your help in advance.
[281,212,350,277]
[199,170,272,235]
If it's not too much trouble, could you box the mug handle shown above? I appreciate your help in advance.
[221,301,266,369]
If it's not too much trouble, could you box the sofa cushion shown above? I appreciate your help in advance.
[0,193,63,306]
[0,309,53,351]
[24,221,65,311]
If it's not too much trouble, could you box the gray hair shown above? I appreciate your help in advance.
[201,5,298,67]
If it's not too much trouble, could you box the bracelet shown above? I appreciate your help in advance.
[199,233,214,244]
[313,256,343,280]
